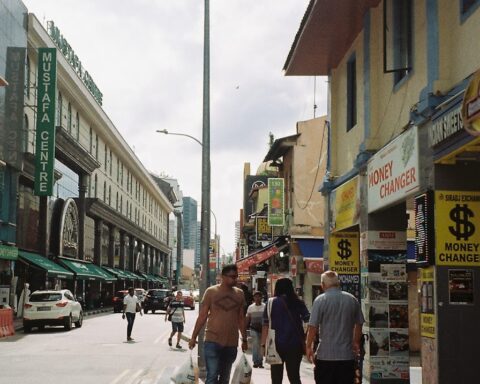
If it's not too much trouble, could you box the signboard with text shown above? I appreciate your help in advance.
[34,48,57,196]
[415,192,435,264]
[268,178,284,226]
[329,232,360,274]
[367,126,419,213]
[256,216,272,242]
[435,191,480,266]
[332,176,360,231]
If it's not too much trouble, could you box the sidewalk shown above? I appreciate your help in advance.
[249,357,315,384]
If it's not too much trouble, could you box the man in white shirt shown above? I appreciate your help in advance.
[246,291,266,368]
[123,287,142,341]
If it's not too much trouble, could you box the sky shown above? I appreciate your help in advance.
[22,0,328,255]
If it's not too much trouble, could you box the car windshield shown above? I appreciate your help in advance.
[150,291,167,297]
[115,291,126,298]
[135,290,144,296]
[30,293,62,302]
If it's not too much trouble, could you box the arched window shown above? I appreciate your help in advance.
[57,92,63,126]
[67,102,72,133]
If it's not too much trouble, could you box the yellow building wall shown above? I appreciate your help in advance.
[437,0,480,92]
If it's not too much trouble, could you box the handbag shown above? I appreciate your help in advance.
[264,298,282,365]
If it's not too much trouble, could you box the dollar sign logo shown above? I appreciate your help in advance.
[337,239,352,260]
[449,204,475,241]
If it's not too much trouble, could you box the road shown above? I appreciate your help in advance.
[0,307,199,384]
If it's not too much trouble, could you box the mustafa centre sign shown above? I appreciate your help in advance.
[368,126,420,213]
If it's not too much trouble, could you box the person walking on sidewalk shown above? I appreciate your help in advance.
[306,270,364,384]
[122,287,142,341]
[188,264,248,384]
[246,291,266,368]
[165,290,185,349]
[261,278,310,384]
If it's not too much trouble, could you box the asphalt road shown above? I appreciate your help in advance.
[0,306,199,384]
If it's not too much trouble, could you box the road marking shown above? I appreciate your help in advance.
[153,329,171,345]
[109,369,130,384]
[125,369,144,384]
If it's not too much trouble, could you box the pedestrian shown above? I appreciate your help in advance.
[261,277,310,384]
[246,291,265,368]
[239,283,253,315]
[122,287,142,341]
[306,270,365,384]
[165,290,185,349]
[188,264,248,384]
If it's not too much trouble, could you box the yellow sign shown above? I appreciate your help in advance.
[420,267,434,282]
[333,177,360,231]
[462,70,480,135]
[435,191,480,266]
[420,313,436,338]
[329,232,360,274]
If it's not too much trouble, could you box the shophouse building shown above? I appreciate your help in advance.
[1,7,173,314]
[284,1,480,383]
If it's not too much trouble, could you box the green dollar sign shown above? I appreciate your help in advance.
[337,239,352,260]
[449,204,475,241]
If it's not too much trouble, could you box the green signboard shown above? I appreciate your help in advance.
[268,178,284,226]
[0,244,18,261]
[34,48,57,196]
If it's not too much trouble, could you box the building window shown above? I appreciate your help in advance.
[393,0,412,84]
[462,0,479,14]
[95,134,99,159]
[67,103,72,133]
[23,114,29,153]
[25,56,30,98]
[57,92,63,126]
[94,174,98,198]
[103,181,107,202]
[108,185,112,205]
[104,144,108,171]
[117,157,120,182]
[75,112,80,140]
[116,191,119,210]
[89,127,93,153]
[347,55,357,131]
[109,151,113,176]
[120,195,123,214]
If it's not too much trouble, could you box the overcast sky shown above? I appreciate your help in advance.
[23,0,328,254]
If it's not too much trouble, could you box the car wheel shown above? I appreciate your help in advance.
[152,309,155,314]
[75,312,83,328]
[64,314,73,331]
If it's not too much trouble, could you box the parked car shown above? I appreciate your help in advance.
[23,289,83,332]
[143,289,170,313]
[112,290,128,313]
[135,288,146,307]
[180,289,196,310]
[192,289,200,302]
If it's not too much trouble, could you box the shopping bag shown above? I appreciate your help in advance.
[231,353,252,384]
[265,298,282,365]
[171,351,199,384]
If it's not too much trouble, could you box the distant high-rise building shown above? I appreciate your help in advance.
[182,197,198,267]
[196,221,201,267]
[235,221,240,247]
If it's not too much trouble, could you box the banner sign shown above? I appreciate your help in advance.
[268,178,284,226]
[332,176,360,231]
[462,69,480,136]
[415,192,435,264]
[209,239,216,270]
[435,191,480,266]
[4,47,26,170]
[34,48,57,196]
[304,257,323,274]
[256,216,272,242]
[419,267,435,338]
[361,231,407,251]
[329,232,360,274]
[367,126,419,213]
[236,245,278,272]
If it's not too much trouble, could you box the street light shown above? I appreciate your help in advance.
[156,129,203,146]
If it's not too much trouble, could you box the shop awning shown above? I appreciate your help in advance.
[122,270,144,281]
[0,245,18,261]
[236,244,279,272]
[58,257,110,281]
[102,266,129,280]
[141,273,159,282]
[89,263,117,282]
[154,275,168,283]
[19,251,73,279]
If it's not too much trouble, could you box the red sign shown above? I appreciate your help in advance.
[236,245,279,272]
[304,258,323,274]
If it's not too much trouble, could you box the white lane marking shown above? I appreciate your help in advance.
[109,369,130,384]
[155,366,166,380]
[124,369,144,384]
[154,329,171,345]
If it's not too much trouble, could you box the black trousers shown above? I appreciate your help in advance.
[126,312,136,338]
[314,360,355,384]
[270,347,303,384]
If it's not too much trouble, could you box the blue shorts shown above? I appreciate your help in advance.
[172,321,184,332]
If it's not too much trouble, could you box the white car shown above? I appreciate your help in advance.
[23,289,83,332]
[135,288,146,305]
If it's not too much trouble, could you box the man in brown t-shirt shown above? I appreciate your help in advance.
[189,264,247,384]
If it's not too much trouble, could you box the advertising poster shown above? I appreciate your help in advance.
[332,176,360,231]
[448,269,474,304]
[380,264,407,282]
[255,216,272,242]
[369,330,390,356]
[389,330,409,356]
[338,274,360,299]
[388,282,408,301]
[329,232,360,274]
[419,266,436,338]
[267,178,284,226]
[389,304,409,328]
[369,303,389,328]
[369,356,409,380]
[368,273,388,302]
[435,191,480,266]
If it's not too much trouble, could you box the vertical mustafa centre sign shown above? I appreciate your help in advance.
[35,48,57,196]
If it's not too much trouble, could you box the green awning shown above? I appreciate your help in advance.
[19,251,73,279]
[141,273,158,282]
[102,266,129,280]
[123,270,143,281]
[58,257,107,281]
[0,244,18,261]
[89,263,117,282]
[133,272,146,281]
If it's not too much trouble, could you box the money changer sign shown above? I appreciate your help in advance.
[329,232,360,274]
[34,48,57,196]
[435,191,480,266]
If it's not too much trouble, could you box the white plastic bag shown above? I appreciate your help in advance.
[265,298,282,365]
[231,353,252,384]
[171,352,199,384]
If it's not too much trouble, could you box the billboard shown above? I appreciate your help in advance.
[268,178,284,226]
